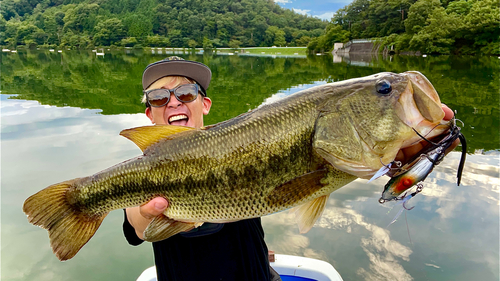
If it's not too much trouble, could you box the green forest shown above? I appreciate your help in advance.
[1,0,498,54]
[309,0,499,55]
[0,0,327,49]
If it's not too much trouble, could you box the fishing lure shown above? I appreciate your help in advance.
[379,122,467,204]
[386,191,417,227]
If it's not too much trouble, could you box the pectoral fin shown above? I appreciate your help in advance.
[120,125,195,152]
[294,195,328,233]
[143,214,199,242]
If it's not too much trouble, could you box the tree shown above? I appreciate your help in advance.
[463,0,500,45]
[168,29,183,47]
[264,26,286,46]
[63,3,99,33]
[446,0,471,15]
[17,23,45,46]
[409,7,461,54]
[123,13,153,39]
[202,37,213,50]
[121,36,138,47]
[145,35,169,47]
[187,39,197,48]
[274,29,286,46]
[228,39,242,49]
[93,18,126,46]
[307,24,350,53]
[405,0,442,34]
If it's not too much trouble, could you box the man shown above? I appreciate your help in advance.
[123,56,272,281]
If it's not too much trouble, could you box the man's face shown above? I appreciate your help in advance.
[145,77,212,129]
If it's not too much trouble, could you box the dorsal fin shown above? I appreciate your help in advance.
[120,125,195,152]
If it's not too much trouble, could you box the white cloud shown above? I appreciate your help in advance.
[292,8,311,15]
[314,12,335,21]
[274,0,292,3]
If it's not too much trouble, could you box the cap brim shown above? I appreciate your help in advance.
[142,60,212,91]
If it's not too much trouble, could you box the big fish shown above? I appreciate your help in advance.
[23,71,451,261]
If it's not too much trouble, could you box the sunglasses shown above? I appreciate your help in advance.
[145,84,205,107]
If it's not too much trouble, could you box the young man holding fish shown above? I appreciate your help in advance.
[23,56,460,278]
[123,56,273,281]
[124,57,459,280]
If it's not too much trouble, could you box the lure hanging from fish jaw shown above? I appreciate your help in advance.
[367,161,401,183]
[379,121,467,204]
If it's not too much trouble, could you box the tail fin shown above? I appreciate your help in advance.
[22,179,107,261]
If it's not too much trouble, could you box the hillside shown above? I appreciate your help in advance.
[308,0,499,55]
[0,0,328,48]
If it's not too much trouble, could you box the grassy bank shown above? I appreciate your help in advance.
[216,47,307,56]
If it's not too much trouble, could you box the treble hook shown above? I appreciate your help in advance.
[368,160,402,183]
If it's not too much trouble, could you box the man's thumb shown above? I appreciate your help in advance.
[140,198,168,219]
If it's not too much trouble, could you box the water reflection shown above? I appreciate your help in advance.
[263,152,499,280]
[1,51,498,281]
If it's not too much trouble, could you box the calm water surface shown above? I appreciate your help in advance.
[1,50,498,281]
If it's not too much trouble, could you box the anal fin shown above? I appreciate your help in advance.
[143,214,199,242]
[294,195,328,233]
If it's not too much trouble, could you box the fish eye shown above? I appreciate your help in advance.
[376,79,392,95]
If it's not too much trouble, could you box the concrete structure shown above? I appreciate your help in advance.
[332,39,379,55]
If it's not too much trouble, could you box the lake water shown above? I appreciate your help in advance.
[1,50,498,281]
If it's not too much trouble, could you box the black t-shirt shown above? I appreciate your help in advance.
[123,212,270,281]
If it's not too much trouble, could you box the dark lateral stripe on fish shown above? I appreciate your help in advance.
[71,128,316,218]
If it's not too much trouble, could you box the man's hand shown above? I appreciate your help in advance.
[126,197,168,239]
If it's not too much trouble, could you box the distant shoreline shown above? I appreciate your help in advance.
[1,46,310,57]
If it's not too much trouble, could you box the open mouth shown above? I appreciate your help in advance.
[168,114,189,125]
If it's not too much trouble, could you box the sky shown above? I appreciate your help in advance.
[274,0,354,21]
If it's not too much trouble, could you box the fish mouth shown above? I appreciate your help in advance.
[400,71,445,127]
[375,71,455,177]
[397,71,449,148]
[362,72,452,179]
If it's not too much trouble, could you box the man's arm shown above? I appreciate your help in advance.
[125,197,168,240]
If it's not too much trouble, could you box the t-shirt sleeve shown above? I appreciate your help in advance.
[123,209,145,246]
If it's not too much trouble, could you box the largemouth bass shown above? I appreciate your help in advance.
[23,71,451,261]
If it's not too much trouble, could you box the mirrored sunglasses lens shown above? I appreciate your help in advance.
[147,89,170,107]
[149,97,169,107]
[175,85,198,102]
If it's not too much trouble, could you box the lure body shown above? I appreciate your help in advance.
[380,151,440,202]
[379,124,466,203]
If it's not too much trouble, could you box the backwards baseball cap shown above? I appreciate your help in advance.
[142,56,212,94]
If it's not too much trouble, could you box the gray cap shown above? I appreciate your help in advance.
[142,56,212,94]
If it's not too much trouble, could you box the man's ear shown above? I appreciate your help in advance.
[145,107,154,124]
[202,97,212,115]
